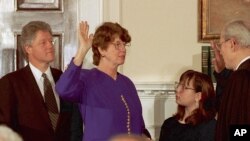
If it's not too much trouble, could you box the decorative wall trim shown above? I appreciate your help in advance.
[135,82,176,97]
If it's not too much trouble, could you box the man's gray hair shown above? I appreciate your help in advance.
[222,20,250,47]
[20,21,52,61]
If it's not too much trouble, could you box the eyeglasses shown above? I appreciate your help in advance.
[216,39,230,51]
[110,42,131,50]
[174,82,195,92]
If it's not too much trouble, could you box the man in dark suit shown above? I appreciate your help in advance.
[0,21,82,141]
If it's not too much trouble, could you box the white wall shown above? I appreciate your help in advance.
[120,0,208,83]
[81,0,209,83]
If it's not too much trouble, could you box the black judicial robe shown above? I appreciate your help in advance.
[215,58,250,141]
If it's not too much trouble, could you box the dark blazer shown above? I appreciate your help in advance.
[0,65,79,141]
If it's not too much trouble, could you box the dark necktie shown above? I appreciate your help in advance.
[42,73,59,130]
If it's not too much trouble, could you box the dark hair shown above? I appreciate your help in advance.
[92,22,131,65]
[174,70,216,126]
[21,21,52,61]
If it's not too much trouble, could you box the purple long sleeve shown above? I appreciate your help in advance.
[55,59,146,141]
[55,60,83,103]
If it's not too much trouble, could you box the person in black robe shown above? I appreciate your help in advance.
[213,20,250,141]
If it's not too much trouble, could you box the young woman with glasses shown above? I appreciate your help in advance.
[159,70,216,141]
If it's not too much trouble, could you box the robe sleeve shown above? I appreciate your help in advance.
[215,70,250,141]
[213,69,232,111]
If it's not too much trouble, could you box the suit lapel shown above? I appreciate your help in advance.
[51,67,69,131]
[23,65,54,131]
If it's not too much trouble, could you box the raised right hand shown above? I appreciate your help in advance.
[210,40,225,73]
[74,21,94,66]
[79,21,93,51]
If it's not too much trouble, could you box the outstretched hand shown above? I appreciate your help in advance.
[73,21,94,66]
[210,40,225,73]
[79,21,94,51]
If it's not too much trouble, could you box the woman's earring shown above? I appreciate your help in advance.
[196,101,199,108]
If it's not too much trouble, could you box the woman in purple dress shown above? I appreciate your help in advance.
[55,21,150,141]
